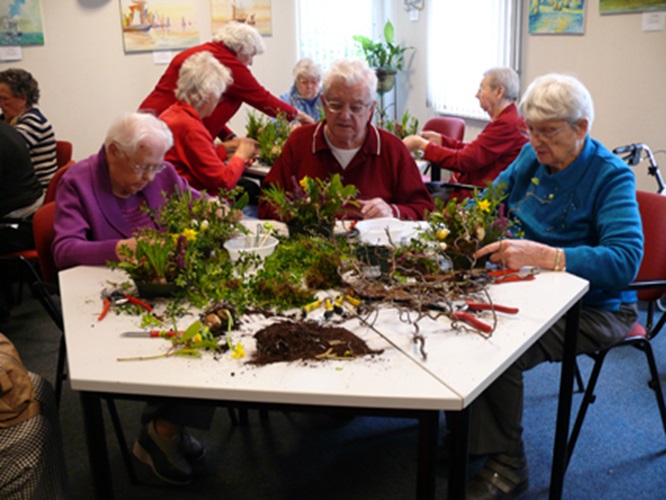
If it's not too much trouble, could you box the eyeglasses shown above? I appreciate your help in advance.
[521,122,572,141]
[297,78,320,86]
[325,101,372,115]
[123,152,166,175]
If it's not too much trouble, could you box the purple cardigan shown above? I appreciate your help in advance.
[53,147,199,270]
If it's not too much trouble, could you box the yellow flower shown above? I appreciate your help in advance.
[436,228,450,241]
[231,343,246,359]
[477,199,491,213]
[200,220,209,231]
[192,333,202,344]
[182,228,198,241]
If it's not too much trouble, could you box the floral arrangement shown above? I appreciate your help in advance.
[245,111,292,165]
[420,182,519,269]
[378,109,419,139]
[110,188,247,303]
[260,174,359,237]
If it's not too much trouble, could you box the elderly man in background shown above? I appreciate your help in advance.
[139,21,313,153]
[403,67,527,199]
[159,51,258,197]
[259,58,434,221]
[464,74,642,499]
[280,57,324,122]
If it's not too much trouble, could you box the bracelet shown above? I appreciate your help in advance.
[554,248,564,272]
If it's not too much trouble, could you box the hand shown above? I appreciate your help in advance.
[358,198,394,219]
[116,238,137,261]
[295,110,315,125]
[233,138,259,161]
[474,239,559,270]
[221,137,241,154]
[402,135,429,153]
[420,131,442,145]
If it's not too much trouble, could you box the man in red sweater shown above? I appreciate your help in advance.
[259,59,434,221]
[140,22,313,147]
[403,67,527,200]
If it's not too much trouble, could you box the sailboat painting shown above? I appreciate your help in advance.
[0,0,45,46]
[211,0,272,36]
[119,0,200,53]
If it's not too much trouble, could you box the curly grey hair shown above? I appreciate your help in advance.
[322,59,377,101]
[212,21,265,57]
[105,112,173,157]
[0,68,40,106]
[520,73,595,131]
[175,51,233,110]
[484,67,520,102]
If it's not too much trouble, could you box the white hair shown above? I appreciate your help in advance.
[484,67,521,102]
[175,51,233,109]
[322,59,377,101]
[520,73,595,131]
[104,112,173,156]
[212,21,265,57]
[293,58,322,81]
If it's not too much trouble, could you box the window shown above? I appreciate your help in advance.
[427,0,522,120]
[296,0,375,72]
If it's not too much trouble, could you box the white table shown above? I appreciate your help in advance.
[60,266,588,499]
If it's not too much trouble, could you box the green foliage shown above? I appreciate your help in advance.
[378,109,419,139]
[245,111,292,165]
[353,20,413,70]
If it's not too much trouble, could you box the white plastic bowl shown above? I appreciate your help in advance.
[223,235,279,263]
[355,217,406,246]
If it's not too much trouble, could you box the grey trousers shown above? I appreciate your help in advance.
[468,302,638,456]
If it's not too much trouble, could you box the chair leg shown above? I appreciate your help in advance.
[566,350,608,467]
[54,334,67,408]
[634,340,666,435]
[105,398,139,484]
[574,359,585,393]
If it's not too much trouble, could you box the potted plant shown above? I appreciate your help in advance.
[353,20,413,95]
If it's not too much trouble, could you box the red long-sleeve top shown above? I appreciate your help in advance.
[258,122,434,221]
[424,103,527,190]
[139,41,298,140]
[159,101,245,194]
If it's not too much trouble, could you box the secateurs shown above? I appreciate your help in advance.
[98,289,153,321]
[427,299,519,334]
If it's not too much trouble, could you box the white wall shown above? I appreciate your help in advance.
[3,0,664,190]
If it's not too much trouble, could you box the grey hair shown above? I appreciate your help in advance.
[175,51,233,109]
[322,59,377,101]
[520,73,595,131]
[212,21,265,57]
[104,112,173,156]
[0,68,40,106]
[293,58,322,81]
[484,67,520,102]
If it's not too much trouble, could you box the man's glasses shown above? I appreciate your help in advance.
[123,152,166,175]
[520,122,572,141]
[325,101,372,115]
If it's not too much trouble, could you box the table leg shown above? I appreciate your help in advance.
[549,299,582,500]
[80,391,114,500]
[416,410,440,499]
[447,407,470,500]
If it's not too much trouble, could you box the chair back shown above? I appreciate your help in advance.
[32,202,58,285]
[55,141,73,169]
[634,190,666,303]
[423,116,465,141]
[44,162,72,204]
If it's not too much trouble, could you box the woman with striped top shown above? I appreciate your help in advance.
[0,68,57,189]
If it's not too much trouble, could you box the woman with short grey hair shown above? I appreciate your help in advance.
[280,57,325,121]
[160,51,258,196]
[140,22,313,146]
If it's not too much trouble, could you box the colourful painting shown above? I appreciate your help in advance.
[211,0,272,36]
[119,0,200,53]
[0,0,44,46]
[529,0,586,34]
[600,0,666,14]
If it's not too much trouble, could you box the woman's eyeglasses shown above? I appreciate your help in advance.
[520,122,572,141]
[123,152,166,175]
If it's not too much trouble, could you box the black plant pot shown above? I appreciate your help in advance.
[375,68,397,95]
[135,281,181,298]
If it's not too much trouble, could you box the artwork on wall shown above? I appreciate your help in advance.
[119,0,200,53]
[529,0,586,35]
[0,0,45,46]
[211,0,272,36]
[600,0,666,14]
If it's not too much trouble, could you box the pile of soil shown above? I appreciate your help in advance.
[250,320,383,365]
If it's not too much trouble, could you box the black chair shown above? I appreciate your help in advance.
[566,190,666,466]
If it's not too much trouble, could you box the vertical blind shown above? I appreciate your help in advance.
[427,0,522,120]
[296,0,374,72]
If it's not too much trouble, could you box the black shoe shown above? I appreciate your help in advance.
[179,428,206,463]
[132,421,192,485]
[466,452,529,499]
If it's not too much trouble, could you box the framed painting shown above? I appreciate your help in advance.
[529,0,586,34]
[211,0,272,36]
[119,0,201,53]
[0,0,44,46]
[600,0,666,14]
